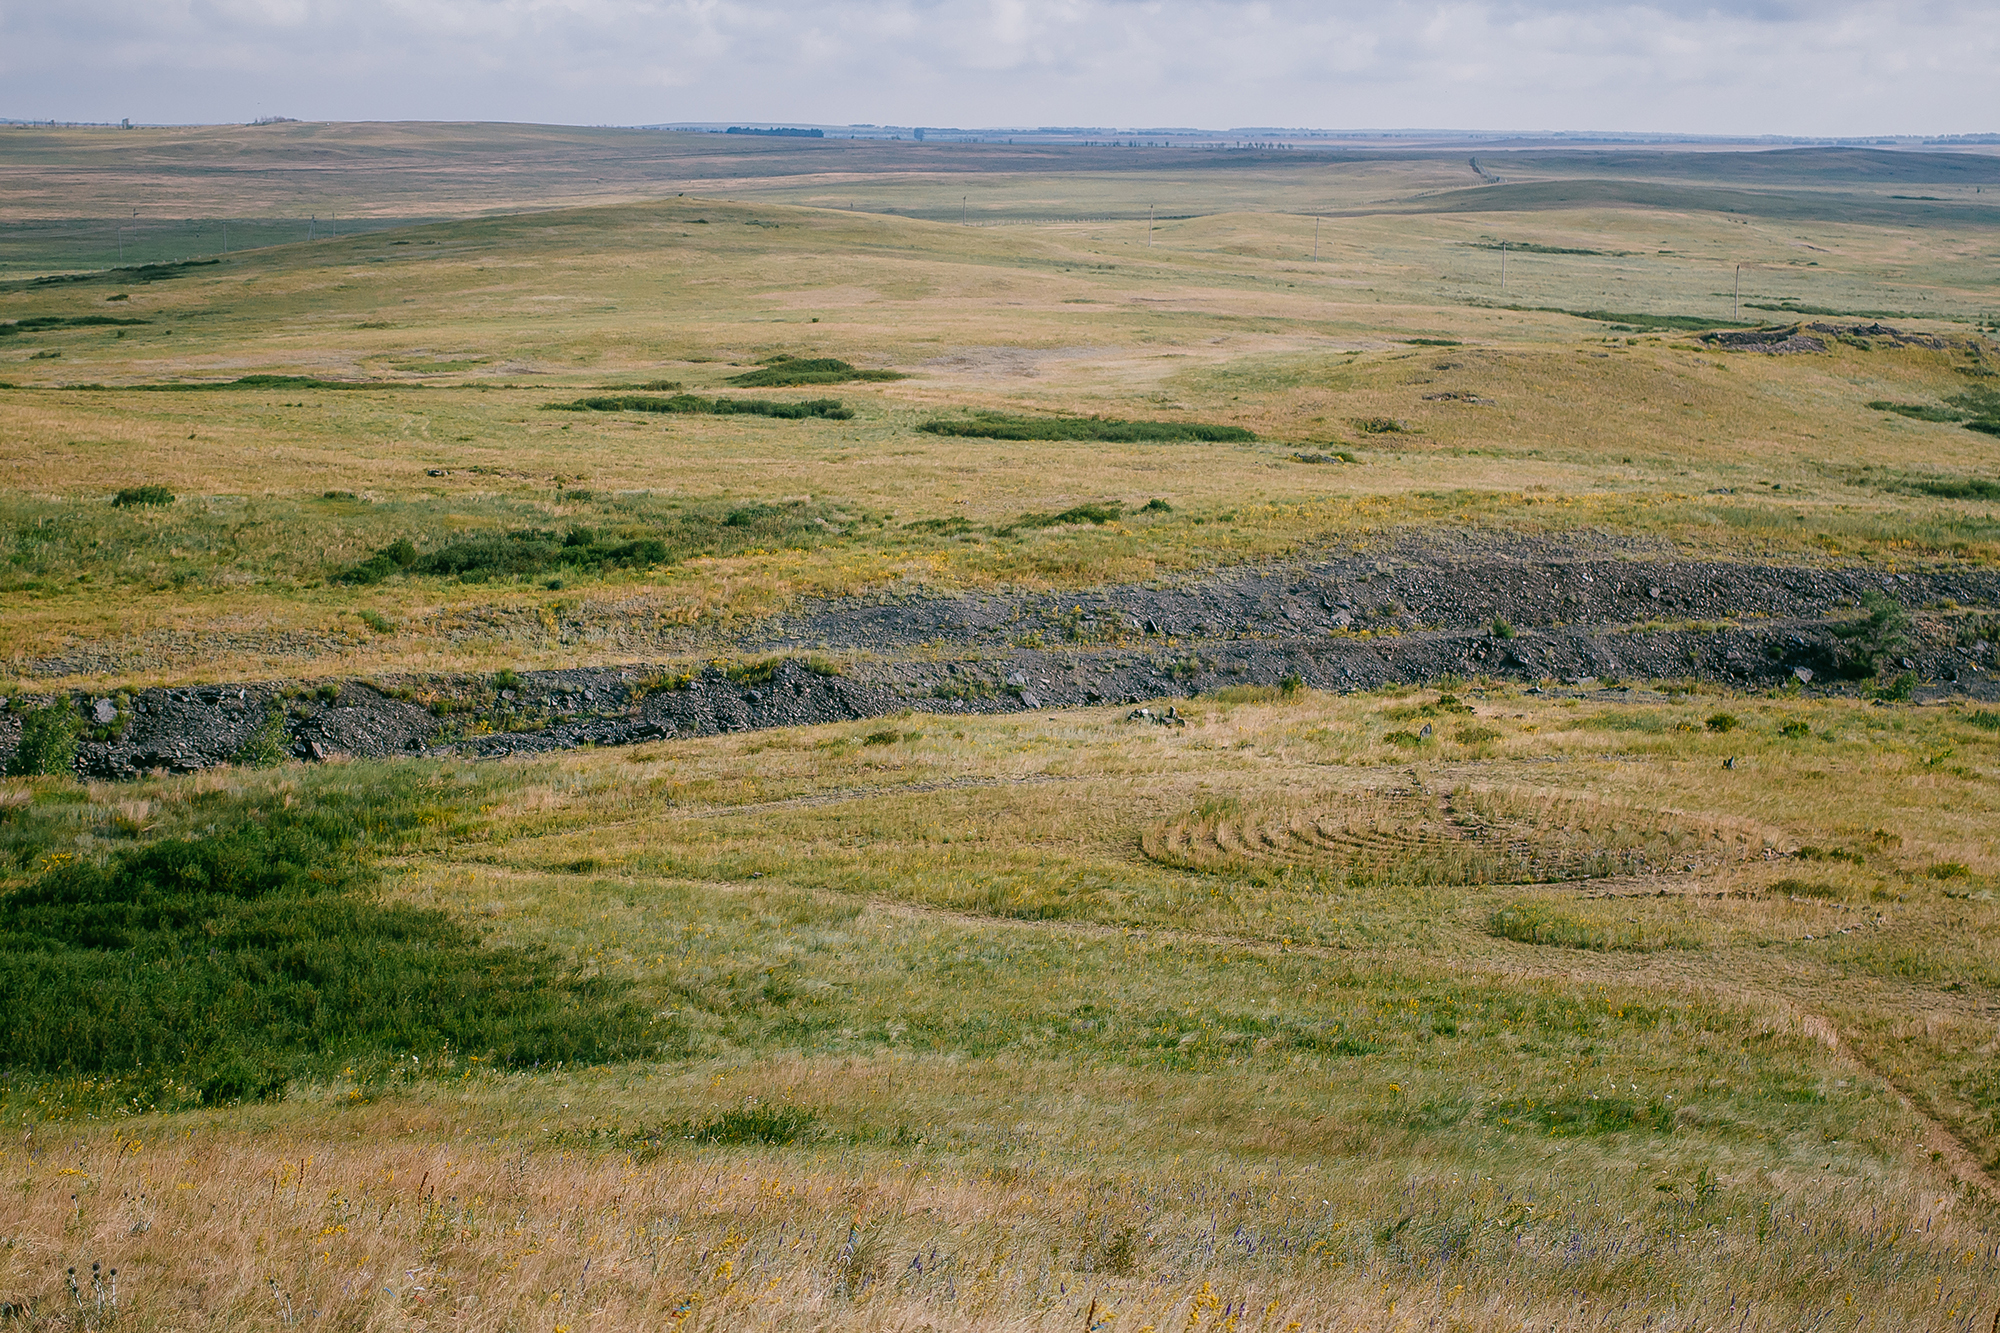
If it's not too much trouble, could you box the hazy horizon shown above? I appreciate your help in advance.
[4,2,1995,140]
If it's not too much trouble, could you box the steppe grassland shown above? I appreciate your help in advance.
[6,686,2000,1330]
[5,192,1998,686]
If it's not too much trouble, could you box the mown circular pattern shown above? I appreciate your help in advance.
[1141,785,1780,886]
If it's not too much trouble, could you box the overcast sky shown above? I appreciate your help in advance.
[4,0,1995,136]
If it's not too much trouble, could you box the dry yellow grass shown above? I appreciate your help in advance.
[7,687,2000,1328]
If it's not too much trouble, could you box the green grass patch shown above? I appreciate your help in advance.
[0,315,149,336]
[1483,1094,1676,1137]
[1488,900,1697,952]
[0,773,655,1106]
[918,412,1254,443]
[110,485,174,508]
[1485,304,1749,332]
[547,393,853,419]
[1007,501,1124,530]
[335,500,853,585]
[726,356,906,387]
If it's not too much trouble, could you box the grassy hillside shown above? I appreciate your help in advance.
[3,127,2000,1331]
[3,184,1997,686]
[4,686,1999,1328]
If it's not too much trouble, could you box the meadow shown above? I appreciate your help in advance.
[2,124,2000,1330]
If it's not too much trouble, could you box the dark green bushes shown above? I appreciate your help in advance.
[111,485,174,508]
[6,703,79,777]
[334,501,849,585]
[918,412,1255,443]
[0,787,653,1104]
[0,315,148,336]
[726,357,905,387]
[1866,388,2000,439]
[1833,589,1913,678]
[1009,502,1124,530]
[338,529,665,584]
[546,394,853,419]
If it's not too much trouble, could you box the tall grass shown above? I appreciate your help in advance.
[0,771,655,1106]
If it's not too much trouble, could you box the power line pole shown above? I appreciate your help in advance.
[1501,241,1507,294]
[1313,216,1320,262]
[1734,264,1742,321]
[1148,203,1154,247]
[961,195,967,226]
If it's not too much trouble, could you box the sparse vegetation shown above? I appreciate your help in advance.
[919,412,1254,442]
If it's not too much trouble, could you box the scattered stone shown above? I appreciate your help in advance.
[92,698,118,725]
[1793,667,1814,683]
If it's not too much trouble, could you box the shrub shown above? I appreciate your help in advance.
[1833,589,1912,677]
[1352,417,1406,434]
[1010,502,1124,530]
[232,704,290,768]
[918,412,1255,443]
[111,485,174,508]
[1490,617,1516,639]
[6,703,79,777]
[1869,672,1917,702]
[333,501,850,586]
[726,357,906,387]
[1140,498,1173,512]
[1705,712,1739,733]
[357,609,396,634]
[1969,710,2000,731]
[1778,719,1811,738]
[546,394,853,420]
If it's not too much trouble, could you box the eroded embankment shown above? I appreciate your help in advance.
[5,542,1997,779]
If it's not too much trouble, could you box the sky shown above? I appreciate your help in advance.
[4,0,1997,137]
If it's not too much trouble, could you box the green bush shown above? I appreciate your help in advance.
[918,412,1254,443]
[1009,502,1124,530]
[1490,617,1516,639]
[337,502,854,586]
[110,485,174,508]
[6,703,80,777]
[232,704,290,768]
[726,357,905,387]
[546,394,853,419]
[1834,589,1912,678]
[0,790,654,1103]
[1705,712,1739,733]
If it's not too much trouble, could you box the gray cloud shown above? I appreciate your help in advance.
[4,0,1995,135]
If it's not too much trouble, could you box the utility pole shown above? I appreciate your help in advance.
[1734,264,1742,321]
[1313,216,1320,262]
[1148,203,1154,247]
[1501,241,1507,294]
[962,195,967,226]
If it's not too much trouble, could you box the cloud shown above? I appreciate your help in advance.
[3,0,1995,135]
